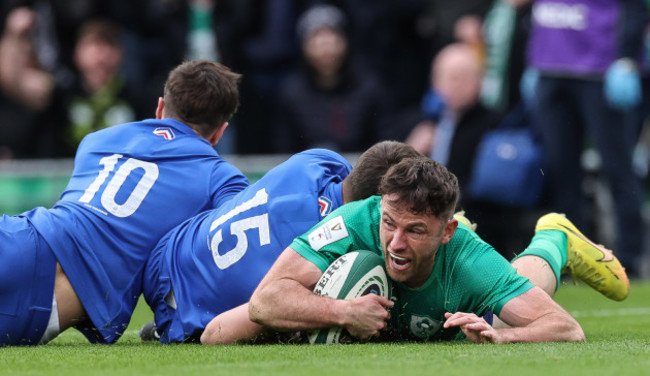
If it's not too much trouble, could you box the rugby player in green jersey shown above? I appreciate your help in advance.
[205,156,629,344]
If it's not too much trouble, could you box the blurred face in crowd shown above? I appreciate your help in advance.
[432,44,482,114]
[303,26,348,77]
[74,33,123,93]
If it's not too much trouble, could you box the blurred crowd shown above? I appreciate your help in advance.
[1,0,650,276]
[0,0,505,158]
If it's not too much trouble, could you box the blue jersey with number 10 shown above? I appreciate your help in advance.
[24,118,249,343]
[143,149,352,343]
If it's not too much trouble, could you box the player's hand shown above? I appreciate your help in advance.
[342,294,393,340]
[443,312,500,344]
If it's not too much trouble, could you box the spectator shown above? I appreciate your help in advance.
[0,1,177,158]
[419,0,495,62]
[273,4,391,153]
[454,13,486,60]
[334,0,432,141]
[0,6,66,159]
[406,43,501,179]
[113,0,187,123]
[480,0,533,113]
[62,18,141,155]
[526,0,647,277]
[405,42,530,258]
[220,0,303,154]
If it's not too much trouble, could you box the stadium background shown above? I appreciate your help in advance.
[1,1,649,277]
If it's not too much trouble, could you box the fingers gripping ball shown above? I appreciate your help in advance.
[308,250,392,344]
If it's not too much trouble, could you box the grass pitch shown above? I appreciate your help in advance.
[3,280,650,376]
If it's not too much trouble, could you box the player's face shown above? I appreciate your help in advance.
[379,194,456,288]
[303,27,347,77]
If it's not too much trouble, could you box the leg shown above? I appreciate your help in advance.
[54,264,85,332]
[534,77,585,229]
[510,255,557,297]
[493,255,559,329]
[494,212,630,328]
[506,212,629,301]
[578,80,644,276]
[459,209,630,329]
[0,216,57,346]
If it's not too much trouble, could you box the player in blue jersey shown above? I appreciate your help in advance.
[141,141,422,343]
[0,60,250,346]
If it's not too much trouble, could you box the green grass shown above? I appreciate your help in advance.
[3,281,650,376]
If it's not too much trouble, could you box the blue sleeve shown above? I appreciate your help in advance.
[208,160,250,209]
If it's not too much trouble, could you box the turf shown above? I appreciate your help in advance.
[3,281,650,376]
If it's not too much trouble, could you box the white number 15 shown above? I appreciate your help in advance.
[209,189,271,269]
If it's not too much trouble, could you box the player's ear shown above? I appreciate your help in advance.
[155,97,164,119]
[441,218,458,244]
[208,122,229,146]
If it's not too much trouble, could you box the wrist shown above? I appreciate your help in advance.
[331,298,352,327]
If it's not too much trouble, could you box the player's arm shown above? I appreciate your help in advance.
[201,303,264,345]
[209,163,250,208]
[249,246,393,340]
[443,286,585,343]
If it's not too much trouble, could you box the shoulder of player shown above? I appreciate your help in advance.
[302,198,377,241]
[290,149,351,168]
[445,226,495,261]
[327,198,381,242]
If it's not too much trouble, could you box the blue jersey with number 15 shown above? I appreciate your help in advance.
[143,149,351,343]
[24,118,249,344]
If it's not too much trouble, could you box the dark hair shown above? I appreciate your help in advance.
[346,141,423,201]
[76,18,122,47]
[163,60,242,137]
[378,157,459,219]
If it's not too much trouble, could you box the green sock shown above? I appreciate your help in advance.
[512,230,568,291]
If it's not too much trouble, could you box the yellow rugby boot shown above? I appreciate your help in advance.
[453,210,477,232]
[535,213,630,301]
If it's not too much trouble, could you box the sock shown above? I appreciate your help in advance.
[512,230,567,291]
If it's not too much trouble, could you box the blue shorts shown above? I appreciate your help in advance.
[0,215,57,346]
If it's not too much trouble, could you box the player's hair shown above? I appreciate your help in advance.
[163,60,242,137]
[379,157,459,219]
[346,141,422,201]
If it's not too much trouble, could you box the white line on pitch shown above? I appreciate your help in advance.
[569,307,650,318]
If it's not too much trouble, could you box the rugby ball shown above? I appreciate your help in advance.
[308,250,391,344]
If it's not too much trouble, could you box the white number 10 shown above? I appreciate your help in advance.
[79,154,160,217]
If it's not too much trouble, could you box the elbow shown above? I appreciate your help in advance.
[561,317,585,342]
[200,320,229,345]
[567,330,586,343]
[200,323,220,345]
[249,283,283,327]
[200,329,214,345]
[248,292,266,325]
[570,323,586,342]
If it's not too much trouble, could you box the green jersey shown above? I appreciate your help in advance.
[290,196,534,341]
